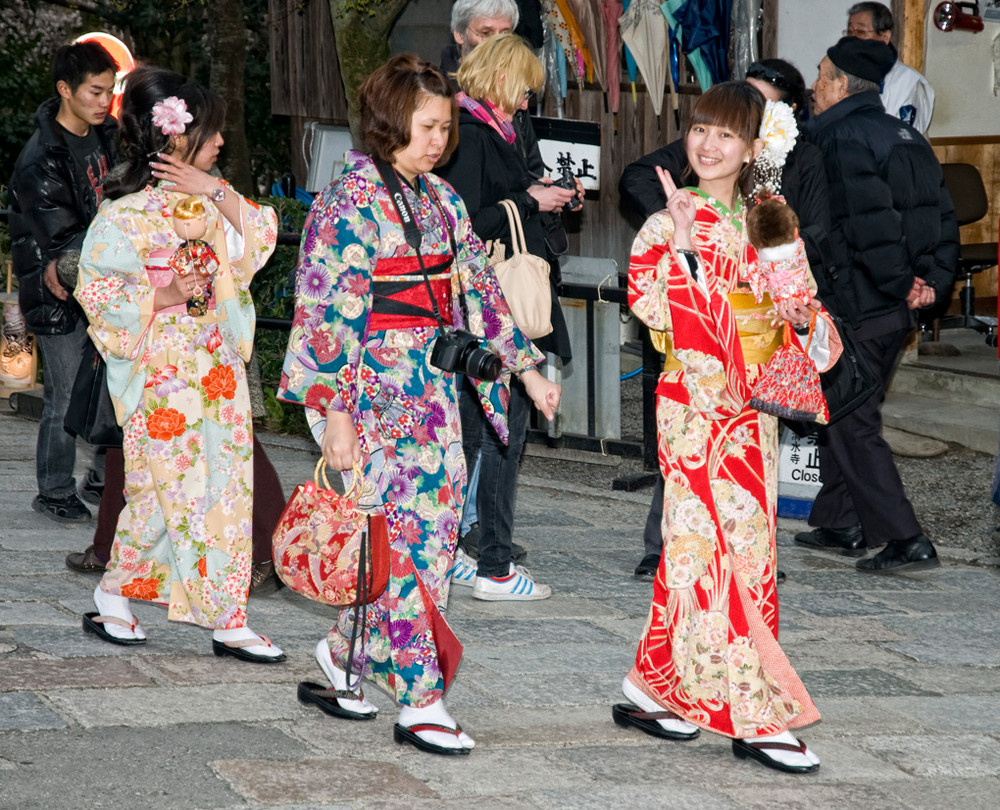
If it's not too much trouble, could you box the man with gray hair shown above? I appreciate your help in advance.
[845,1,934,133]
[440,0,520,75]
[797,37,957,573]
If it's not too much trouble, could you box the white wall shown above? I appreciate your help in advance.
[924,14,1000,137]
[776,0,1000,137]
[776,0,857,90]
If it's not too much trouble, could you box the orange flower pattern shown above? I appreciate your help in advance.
[121,577,162,601]
[76,183,276,629]
[201,363,237,401]
[146,407,186,440]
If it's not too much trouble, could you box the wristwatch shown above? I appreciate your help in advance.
[210,184,226,203]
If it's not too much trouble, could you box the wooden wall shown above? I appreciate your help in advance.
[931,139,1000,306]
[269,0,350,183]
[267,0,702,271]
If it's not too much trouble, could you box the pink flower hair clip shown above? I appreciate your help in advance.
[152,96,193,136]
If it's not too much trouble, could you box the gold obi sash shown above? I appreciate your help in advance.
[652,292,782,371]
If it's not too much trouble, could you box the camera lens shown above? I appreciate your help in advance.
[464,345,502,381]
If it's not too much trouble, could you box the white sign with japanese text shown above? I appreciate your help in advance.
[531,117,602,191]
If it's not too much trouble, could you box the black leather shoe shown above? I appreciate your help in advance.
[794,526,866,557]
[856,534,940,574]
[776,569,786,585]
[66,545,107,574]
[634,553,660,581]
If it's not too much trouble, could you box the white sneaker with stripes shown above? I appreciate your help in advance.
[450,548,478,588]
[472,562,552,601]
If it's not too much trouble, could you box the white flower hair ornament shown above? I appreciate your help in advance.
[752,99,798,198]
[152,96,193,136]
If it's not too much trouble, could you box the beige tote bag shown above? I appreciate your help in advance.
[486,199,553,340]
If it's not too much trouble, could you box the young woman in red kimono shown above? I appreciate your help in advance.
[616,82,838,774]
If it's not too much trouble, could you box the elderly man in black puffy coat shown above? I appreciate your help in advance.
[796,36,957,573]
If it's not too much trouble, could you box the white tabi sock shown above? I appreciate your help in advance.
[93,584,146,641]
[213,625,284,659]
[314,637,377,716]
[398,699,475,749]
[622,676,699,736]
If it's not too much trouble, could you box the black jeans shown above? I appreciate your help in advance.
[458,376,531,578]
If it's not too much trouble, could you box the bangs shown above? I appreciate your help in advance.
[688,82,764,145]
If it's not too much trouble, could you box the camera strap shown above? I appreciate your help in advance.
[375,161,469,331]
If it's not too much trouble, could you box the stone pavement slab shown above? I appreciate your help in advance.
[1,411,999,809]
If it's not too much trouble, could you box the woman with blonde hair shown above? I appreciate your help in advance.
[439,33,577,601]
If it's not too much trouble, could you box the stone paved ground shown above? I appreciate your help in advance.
[2,407,999,810]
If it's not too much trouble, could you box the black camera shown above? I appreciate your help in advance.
[430,329,502,381]
[553,166,583,211]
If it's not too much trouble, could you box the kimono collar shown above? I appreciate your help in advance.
[456,92,516,144]
[690,187,745,226]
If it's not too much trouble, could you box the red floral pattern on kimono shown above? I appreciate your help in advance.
[626,190,821,738]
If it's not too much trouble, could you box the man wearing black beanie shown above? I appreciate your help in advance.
[795,37,958,573]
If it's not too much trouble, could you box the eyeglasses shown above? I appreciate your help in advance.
[469,25,513,40]
[522,88,534,101]
[843,27,876,36]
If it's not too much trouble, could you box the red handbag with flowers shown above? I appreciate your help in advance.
[272,460,389,607]
[749,315,830,424]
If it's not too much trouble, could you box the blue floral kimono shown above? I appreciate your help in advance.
[278,151,542,707]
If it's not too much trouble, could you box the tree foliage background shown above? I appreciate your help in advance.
[0,0,289,197]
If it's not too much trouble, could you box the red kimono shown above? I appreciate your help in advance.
[627,190,821,739]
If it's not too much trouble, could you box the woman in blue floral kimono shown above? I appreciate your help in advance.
[278,55,560,756]
[75,68,282,662]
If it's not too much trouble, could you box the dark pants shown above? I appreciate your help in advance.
[91,435,284,567]
[642,476,665,559]
[459,377,531,579]
[807,325,922,544]
[35,320,102,497]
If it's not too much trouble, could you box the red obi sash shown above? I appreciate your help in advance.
[369,254,454,330]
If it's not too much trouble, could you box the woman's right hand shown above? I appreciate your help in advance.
[154,270,212,310]
[322,409,362,471]
[527,181,576,213]
[656,166,695,246]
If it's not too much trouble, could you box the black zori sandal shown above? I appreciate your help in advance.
[611,703,700,741]
[393,722,471,756]
[732,737,820,774]
[297,681,377,720]
[211,635,286,664]
[82,612,147,646]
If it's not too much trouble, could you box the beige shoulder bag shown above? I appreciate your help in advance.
[485,199,553,340]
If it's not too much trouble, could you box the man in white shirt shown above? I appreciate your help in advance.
[846,1,934,133]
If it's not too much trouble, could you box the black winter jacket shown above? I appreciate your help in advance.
[618,137,833,285]
[8,98,118,334]
[438,109,571,361]
[804,92,957,326]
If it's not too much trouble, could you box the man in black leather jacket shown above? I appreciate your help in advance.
[8,41,118,523]
[795,37,957,573]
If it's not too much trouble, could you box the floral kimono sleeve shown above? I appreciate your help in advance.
[277,186,377,416]
[628,207,748,419]
[76,204,159,422]
[444,187,542,372]
[628,210,676,335]
[211,195,277,363]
